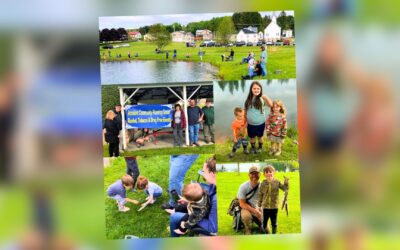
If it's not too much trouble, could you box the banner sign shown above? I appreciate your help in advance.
[125,104,173,129]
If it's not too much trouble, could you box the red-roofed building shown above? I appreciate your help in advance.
[128,31,142,40]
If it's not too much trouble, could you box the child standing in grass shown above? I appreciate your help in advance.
[258,165,288,234]
[136,176,163,207]
[229,107,249,158]
[107,174,139,212]
[244,81,273,154]
[173,183,211,235]
[266,100,287,156]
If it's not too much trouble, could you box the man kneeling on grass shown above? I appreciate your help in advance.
[136,176,163,208]
[107,174,139,212]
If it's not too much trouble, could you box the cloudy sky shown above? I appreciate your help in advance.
[99,11,295,29]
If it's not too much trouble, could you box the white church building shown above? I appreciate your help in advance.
[264,16,281,42]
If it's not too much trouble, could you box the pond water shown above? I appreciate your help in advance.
[100,60,219,84]
[217,162,297,172]
[214,79,298,140]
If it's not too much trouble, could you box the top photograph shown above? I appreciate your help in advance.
[99,11,295,84]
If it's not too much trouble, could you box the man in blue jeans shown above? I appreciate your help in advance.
[260,45,268,76]
[187,99,204,146]
[169,156,217,237]
[161,154,199,210]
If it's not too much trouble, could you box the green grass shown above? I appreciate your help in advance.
[99,41,296,80]
[216,133,298,163]
[217,171,301,235]
[104,154,213,239]
[103,144,215,157]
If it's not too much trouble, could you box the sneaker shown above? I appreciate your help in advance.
[119,206,130,212]
[269,149,274,156]
[274,150,281,156]
[189,143,193,147]
[257,148,263,153]
[250,147,256,154]
[243,149,249,154]
[229,152,235,158]
[161,203,174,210]
[194,142,201,147]
[204,140,209,144]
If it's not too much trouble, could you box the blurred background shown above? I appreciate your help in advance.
[1,0,399,249]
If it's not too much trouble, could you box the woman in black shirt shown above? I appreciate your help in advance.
[103,110,122,157]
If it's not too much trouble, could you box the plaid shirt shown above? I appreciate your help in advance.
[266,112,287,137]
[258,178,288,209]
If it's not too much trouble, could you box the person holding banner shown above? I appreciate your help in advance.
[172,104,186,147]
[187,99,204,147]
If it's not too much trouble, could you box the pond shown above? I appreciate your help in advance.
[100,60,219,84]
[217,162,297,173]
[214,79,298,141]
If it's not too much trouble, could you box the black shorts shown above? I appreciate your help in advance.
[247,123,265,138]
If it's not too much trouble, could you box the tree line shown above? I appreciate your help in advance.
[100,11,295,43]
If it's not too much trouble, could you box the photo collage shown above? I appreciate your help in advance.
[100,10,300,239]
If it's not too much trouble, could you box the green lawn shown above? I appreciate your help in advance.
[104,154,213,239]
[216,132,298,163]
[103,144,215,158]
[99,41,296,80]
[217,170,301,235]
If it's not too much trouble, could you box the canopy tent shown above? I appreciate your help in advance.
[117,82,213,149]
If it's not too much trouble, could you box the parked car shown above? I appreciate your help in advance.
[200,40,215,47]
[226,43,234,47]
[214,42,223,47]
[266,41,274,46]
[186,42,196,47]
[275,40,284,46]
[256,41,264,46]
[246,42,253,46]
[235,41,246,47]
[102,44,113,49]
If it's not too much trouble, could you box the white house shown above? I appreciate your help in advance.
[171,31,194,42]
[258,31,264,41]
[264,16,281,42]
[195,30,213,40]
[236,27,259,43]
[143,34,154,41]
[128,31,142,40]
[282,29,293,38]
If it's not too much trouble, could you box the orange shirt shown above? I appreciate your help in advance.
[231,119,247,138]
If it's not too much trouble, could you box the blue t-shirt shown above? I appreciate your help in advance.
[147,181,163,195]
[246,97,267,126]
[107,180,126,198]
[187,106,203,125]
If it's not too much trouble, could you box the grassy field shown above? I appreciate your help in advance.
[216,170,301,236]
[103,144,215,158]
[99,41,296,80]
[216,131,298,163]
[104,154,212,239]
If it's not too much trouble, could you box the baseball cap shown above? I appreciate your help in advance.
[248,166,259,174]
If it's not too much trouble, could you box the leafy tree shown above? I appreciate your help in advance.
[117,28,127,40]
[262,15,272,30]
[138,25,150,36]
[216,16,236,48]
[148,23,171,50]
[166,22,183,33]
[232,12,263,31]
[102,85,119,118]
